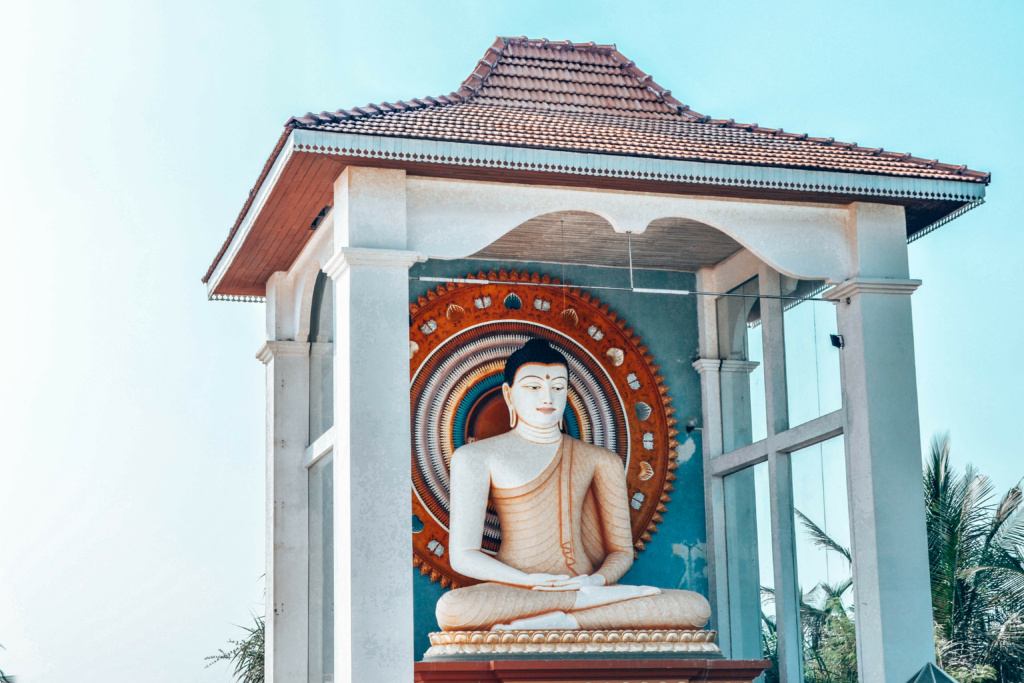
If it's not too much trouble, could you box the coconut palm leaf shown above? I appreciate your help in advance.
[795,509,852,564]
[758,434,1024,682]
[925,433,1024,681]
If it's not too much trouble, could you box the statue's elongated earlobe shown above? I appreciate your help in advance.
[502,382,517,428]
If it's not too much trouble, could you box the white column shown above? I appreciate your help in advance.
[831,276,932,683]
[716,358,762,661]
[328,167,421,683]
[759,267,803,683]
[693,268,731,655]
[694,357,730,654]
[831,202,934,682]
[257,338,310,683]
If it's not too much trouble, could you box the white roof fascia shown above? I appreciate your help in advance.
[291,129,986,204]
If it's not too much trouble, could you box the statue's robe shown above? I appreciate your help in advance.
[436,436,712,631]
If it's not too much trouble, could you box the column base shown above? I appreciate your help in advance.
[415,656,770,682]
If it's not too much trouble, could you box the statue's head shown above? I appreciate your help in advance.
[501,339,570,430]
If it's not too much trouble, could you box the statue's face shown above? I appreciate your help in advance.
[503,363,569,429]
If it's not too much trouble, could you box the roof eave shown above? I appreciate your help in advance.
[204,130,987,298]
[204,129,295,297]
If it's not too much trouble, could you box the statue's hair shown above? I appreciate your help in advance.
[503,338,570,385]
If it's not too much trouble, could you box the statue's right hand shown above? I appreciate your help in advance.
[525,573,577,591]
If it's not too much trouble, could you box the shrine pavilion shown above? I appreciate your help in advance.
[204,37,989,683]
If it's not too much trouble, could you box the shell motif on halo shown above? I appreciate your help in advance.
[639,461,655,481]
[446,303,465,321]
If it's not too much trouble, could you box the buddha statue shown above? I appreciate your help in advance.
[435,339,712,633]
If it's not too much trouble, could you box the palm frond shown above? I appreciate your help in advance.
[795,509,852,564]
[206,613,265,683]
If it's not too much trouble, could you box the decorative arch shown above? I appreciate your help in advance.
[406,177,852,281]
[294,265,321,344]
[291,231,335,343]
[471,210,745,273]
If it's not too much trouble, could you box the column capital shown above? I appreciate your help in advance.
[827,277,921,301]
[720,359,761,375]
[692,358,722,375]
[309,341,333,358]
[324,247,423,280]
[256,340,310,364]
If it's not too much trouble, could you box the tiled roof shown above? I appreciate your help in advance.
[286,37,989,184]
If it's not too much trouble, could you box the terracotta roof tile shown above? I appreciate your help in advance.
[285,37,989,184]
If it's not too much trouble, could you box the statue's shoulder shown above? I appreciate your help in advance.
[568,437,621,467]
[451,432,516,467]
[450,439,488,463]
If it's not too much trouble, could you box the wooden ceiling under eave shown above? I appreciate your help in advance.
[213,151,344,298]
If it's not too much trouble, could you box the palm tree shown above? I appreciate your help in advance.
[759,509,858,683]
[760,433,1024,683]
[925,433,1024,682]
[0,642,12,683]
[794,510,858,683]
[205,613,265,683]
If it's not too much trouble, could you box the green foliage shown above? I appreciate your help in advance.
[760,433,1024,683]
[206,613,265,683]
[761,612,781,683]
[926,433,1024,682]
[946,665,998,683]
[793,511,858,683]
[759,514,858,683]
[801,591,857,683]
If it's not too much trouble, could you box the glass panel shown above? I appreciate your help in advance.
[723,462,774,666]
[791,436,856,682]
[309,272,335,444]
[781,277,842,429]
[308,454,334,682]
[717,277,767,452]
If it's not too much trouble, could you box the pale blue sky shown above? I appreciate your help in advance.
[1,1,1021,680]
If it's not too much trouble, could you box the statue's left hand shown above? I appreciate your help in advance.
[531,573,607,591]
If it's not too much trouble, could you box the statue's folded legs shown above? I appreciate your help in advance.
[437,583,711,632]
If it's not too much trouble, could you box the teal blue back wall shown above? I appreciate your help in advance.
[408,258,707,660]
